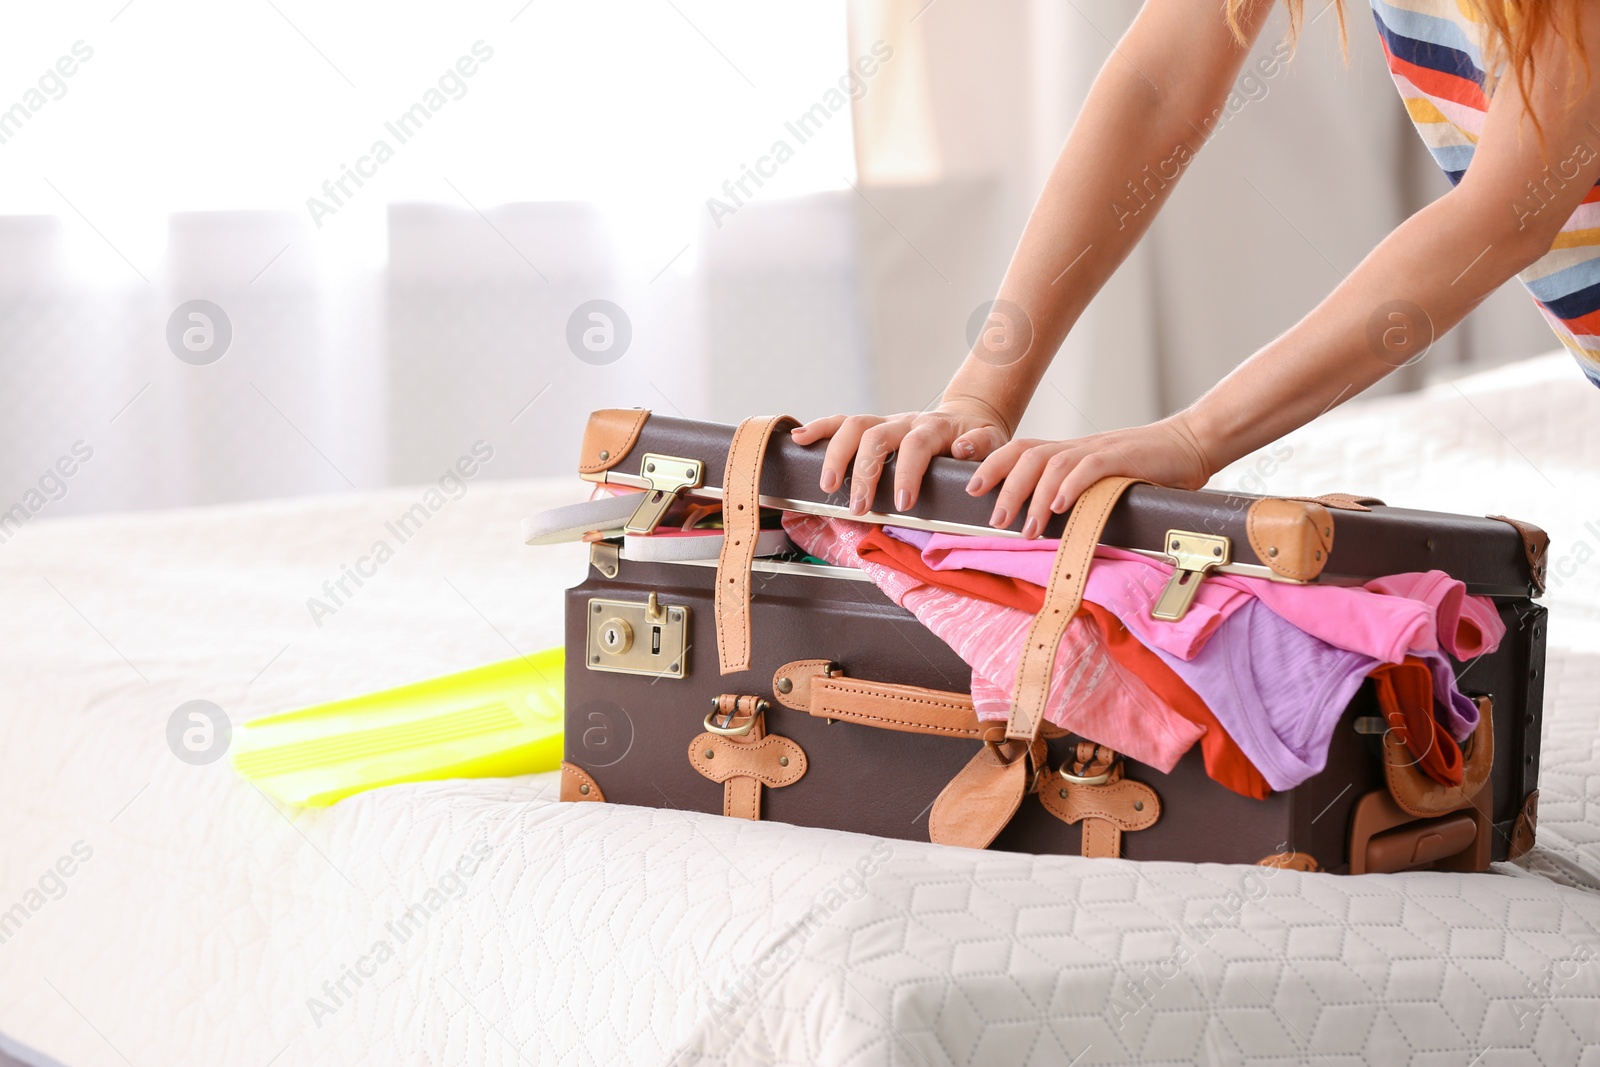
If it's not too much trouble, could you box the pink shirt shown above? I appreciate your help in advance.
[782,514,1203,772]
[897,530,1438,665]
[895,528,1249,661]
[1364,570,1505,659]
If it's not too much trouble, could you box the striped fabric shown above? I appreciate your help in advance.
[1371,0,1600,387]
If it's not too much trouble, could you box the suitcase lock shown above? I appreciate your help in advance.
[1152,530,1231,622]
[624,453,704,534]
[585,593,689,678]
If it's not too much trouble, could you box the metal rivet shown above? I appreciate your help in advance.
[1324,527,1331,537]
[594,604,603,613]
[1058,788,1068,799]
[705,749,715,759]
[579,783,590,795]
[1133,800,1144,811]
[647,461,656,473]
[778,756,789,767]
[1170,540,1180,551]
[598,449,610,461]
[686,467,695,478]
[1267,546,1279,557]
[1212,546,1222,556]
[776,677,793,695]
[590,655,600,663]
[669,663,679,672]
[1314,550,1323,560]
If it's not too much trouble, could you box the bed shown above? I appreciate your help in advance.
[2,353,1598,1066]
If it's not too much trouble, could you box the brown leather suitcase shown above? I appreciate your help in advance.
[551,409,1548,874]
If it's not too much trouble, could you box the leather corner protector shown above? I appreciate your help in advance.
[1488,514,1550,597]
[1509,789,1539,860]
[688,733,807,788]
[772,659,834,712]
[560,761,606,803]
[579,408,650,475]
[1257,850,1320,872]
[1246,498,1334,581]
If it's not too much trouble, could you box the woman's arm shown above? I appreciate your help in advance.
[792,0,1279,515]
[976,0,1600,538]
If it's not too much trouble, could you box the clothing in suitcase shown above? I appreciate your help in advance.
[546,409,1548,874]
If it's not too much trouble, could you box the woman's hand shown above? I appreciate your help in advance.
[790,399,1012,514]
[967,414,1215,538]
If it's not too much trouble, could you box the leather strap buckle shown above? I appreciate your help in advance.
[705,695,768,736]
[1058,743,1118,786]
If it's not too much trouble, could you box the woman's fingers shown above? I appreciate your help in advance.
[1048,451,1112,517]
[790,414,847,446]
[950,424,1009,462]
[1023,448,1091,536]
[994,444,1071,534]
[817,415,883,495]
[849,418,912,513]
[891,420,956,512]
[965,438,1036,498]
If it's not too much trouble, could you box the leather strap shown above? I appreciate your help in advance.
[688,732,807,789]
[771,659,1070,741]
[812,676,982,737]
[924,477,1144,849]
[927,738,1043,849]
[1288,493,1384,512]
[1037,744,1160,858]
[715,414,798,674]
[690,696,807,820]
[1007,476,1146,743]
[726,708,766,820]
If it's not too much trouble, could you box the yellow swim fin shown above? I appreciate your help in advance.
[232,648,564,807]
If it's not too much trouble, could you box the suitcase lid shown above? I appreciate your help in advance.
[573,409,1546,598]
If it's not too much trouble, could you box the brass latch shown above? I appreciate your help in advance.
[624,453,703,534]
[585,592,689,678]
[1151,530,1230,622]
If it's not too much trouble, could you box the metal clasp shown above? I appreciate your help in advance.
[1058,745,1118,786]
[1151,529,1231,622]
[624,453,704,534]
[704,697,768,736]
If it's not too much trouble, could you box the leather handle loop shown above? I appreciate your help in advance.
[1006,477,1146,744]
[715,414,798,674]
[812,677,983,738]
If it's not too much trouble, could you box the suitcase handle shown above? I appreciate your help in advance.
[770,659,998,740]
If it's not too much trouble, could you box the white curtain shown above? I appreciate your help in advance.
[0,0,866,517]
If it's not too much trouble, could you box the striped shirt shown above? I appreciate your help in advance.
[1371,0,1600,387]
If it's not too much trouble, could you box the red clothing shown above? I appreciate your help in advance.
[855,528,1271,799]
[1370,656,1464,788]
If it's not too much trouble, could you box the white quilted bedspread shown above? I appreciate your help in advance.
[3,354,1600,1066]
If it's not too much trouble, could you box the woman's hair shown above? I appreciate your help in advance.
[1225,0,1589,129]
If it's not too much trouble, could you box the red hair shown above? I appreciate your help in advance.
[1225,0,1590,136]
